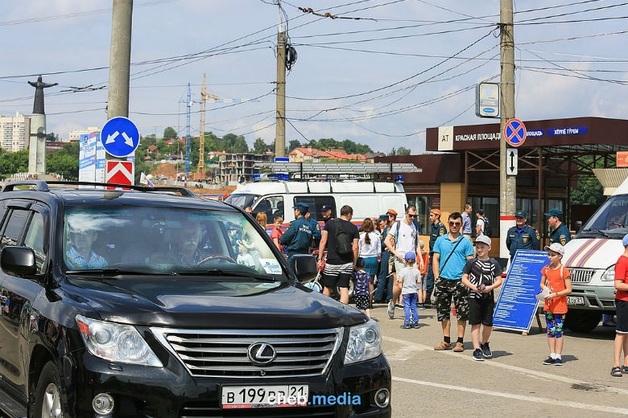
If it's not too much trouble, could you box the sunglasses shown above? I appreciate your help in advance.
[449,221,462,226]
[407,214,417,218]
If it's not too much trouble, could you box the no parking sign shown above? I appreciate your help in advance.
[504,118,527,147]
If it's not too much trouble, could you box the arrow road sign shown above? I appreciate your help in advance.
[507,148,518,176]
[101,116,140,158]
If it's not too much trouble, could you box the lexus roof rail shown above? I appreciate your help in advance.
[2,180,197,197]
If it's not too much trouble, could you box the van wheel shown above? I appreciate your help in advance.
[33,362,64,418]
[564,310,602,333]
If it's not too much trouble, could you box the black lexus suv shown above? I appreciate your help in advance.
[0,180,391,418]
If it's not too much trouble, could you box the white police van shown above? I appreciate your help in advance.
[225,180,408,223]
[563,175,628,332]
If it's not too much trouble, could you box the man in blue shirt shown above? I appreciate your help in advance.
[461,202,473,240]
[506,210,540,260]
[280,202,313,266]
[432,212,475,352]
[545,208,571,246]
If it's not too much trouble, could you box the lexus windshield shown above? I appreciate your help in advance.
[63,205,285,278]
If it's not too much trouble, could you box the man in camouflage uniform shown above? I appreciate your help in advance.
[506,210,540,261]
[545,208,571,246]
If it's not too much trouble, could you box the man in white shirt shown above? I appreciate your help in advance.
[384,205,424,319]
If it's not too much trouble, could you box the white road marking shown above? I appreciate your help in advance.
[384,335,628,397]
[394,375,628,415]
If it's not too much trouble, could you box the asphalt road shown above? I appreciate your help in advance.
[375,303,626,418]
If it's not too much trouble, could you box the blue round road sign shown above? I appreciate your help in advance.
[101,116,140,158]
[504,118,527,147]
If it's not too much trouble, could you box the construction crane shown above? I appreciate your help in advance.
[198,73,219,175]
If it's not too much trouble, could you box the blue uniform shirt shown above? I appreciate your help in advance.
[279,217,313,255]
[506,225,540,258]
[549,223,571,246]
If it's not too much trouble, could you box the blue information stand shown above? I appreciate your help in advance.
[493,250,548,332]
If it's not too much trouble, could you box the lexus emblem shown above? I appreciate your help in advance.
[247,342,277,365]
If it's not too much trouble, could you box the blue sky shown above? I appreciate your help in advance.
[1,0,627,154]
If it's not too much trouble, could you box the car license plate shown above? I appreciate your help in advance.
[567,296,585,306]
[221,385,308,408]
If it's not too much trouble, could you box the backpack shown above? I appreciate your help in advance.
[482,216,492,237]
[335,219,353,255]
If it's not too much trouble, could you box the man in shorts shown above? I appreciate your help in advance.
[317,205,359,304]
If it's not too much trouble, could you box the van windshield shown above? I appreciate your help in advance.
[579,194,628,238]
[62,205,285,278]
[224,194,258,209]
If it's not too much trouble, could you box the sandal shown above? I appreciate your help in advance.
[611,367,623,377]
[622,366,628,374]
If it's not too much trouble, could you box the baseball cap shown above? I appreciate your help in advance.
[474,235,491,246]
[377,214,388,222]
[321,205,332,212]
[293,202,309,214]
[430,209,442,217]
[515,209,527,218]
[404,251,416,261]
[544,208,563,218]
[386,209,398,217]
[544,242,565,256]
[623,234,628,247]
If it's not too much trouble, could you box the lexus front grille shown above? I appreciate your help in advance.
[151,327,343,378]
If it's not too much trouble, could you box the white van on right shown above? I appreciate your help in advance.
[563,176,628,332]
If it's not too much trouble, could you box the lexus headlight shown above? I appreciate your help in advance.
[76,315,162,367]
[344,320,382,365]
[601,266,616,282]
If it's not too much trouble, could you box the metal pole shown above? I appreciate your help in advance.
[499,0,516,259]
[107,0,133,119]
[185,83,191,186]
[275,4,286,157]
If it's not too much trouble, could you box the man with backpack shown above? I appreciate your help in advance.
[476,209,492,237]
[317,205,359,304]
[384,205,425,319]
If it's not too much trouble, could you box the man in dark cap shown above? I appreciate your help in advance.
[280,202,313,266]
[321,205,333,223]
[506,210,540,260]
[545,208,571,246]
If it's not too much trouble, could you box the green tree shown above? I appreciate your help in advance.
[571,175,604,205]
[253,138,268,154]
[342,139,372,154]
[396,147,411,156]
[0,149,29,178]
[46,132,59,142]
[163,126,178,140]
[47,143,79,180]
[288,140,301,152]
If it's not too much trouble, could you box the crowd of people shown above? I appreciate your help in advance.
[253,201,628,372]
